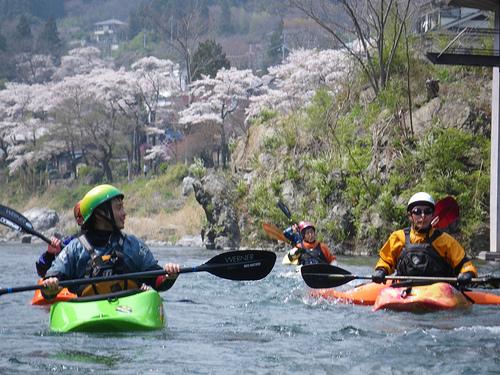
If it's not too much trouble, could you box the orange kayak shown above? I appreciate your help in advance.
[310,282,500,311]
[31,280,77,305]
[310,282,391,306]
[373,282,472,312]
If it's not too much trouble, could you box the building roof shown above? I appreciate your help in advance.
[94,19,127,26]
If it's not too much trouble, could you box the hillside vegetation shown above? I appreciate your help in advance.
[233,46,491,256]
[0,1,493,256]
[0,164,205,244]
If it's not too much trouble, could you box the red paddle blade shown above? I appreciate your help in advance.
[433,196,459,229]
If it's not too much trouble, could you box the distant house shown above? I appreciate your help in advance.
[47,150,83,183]
[415,2,490,33]
[93,19,128,50]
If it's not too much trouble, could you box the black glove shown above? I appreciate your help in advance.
[457,272,473,287]
[372,268,387,284]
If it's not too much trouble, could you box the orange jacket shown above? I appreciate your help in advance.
[297,241,336,264]
[375,228,477,276]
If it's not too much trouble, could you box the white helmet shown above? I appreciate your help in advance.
[407,192,435,211]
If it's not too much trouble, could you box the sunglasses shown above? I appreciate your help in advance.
[411,207,434,216]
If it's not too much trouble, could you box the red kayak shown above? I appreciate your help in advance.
[311,282,500,312]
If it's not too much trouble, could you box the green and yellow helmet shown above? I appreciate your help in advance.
[80,184,124,224]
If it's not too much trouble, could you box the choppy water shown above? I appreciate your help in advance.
[0,243,499,374]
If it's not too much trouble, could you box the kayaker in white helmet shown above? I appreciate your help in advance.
[371,192,477,286]
[42,184,180,298]
[286,221,336,265]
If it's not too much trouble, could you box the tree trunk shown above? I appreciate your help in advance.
[101,158,113,182]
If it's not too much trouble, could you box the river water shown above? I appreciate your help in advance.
[0,243,499,374]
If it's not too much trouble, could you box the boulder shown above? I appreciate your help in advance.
[181,176,196,196]
[193,171,241,250]
[176,235,203,247]
[23,207,59,231]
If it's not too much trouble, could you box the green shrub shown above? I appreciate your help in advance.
[236,179,248,199]
[158,162,169,174]
[263,135,282,152]
[188,158,206,179]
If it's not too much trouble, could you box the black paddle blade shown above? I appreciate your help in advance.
[0,204,51,244]
[0,205,33,233]
[301,264,355,288]
[477,275,500,289]
[0,215,23,232]
[201,250,277,281]
[276,201,291,219]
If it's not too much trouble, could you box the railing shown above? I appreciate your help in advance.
[423,27,500,57]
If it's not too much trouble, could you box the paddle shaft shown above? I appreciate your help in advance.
[25,227,51,245]
[0,250,276,296]
[300,264,499,289]
[323,273,491,284]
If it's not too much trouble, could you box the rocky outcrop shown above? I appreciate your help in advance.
[181,176,196,196]
[0,207,61,243]
[24,207,59,231]
[193,171,241,250]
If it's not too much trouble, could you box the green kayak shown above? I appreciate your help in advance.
[49,289,165,333]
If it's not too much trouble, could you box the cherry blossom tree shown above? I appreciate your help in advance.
[290,0,412,95]
[51,47,108,81]
[15,53,55,84]
[246,48,351,120]
[0,81,60,190]
[130,56,181,126]
[179,67,262,167]
[126,57,181,177]
[0,50,187,186]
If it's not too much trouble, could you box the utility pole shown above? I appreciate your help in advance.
[282,32,286,61]
[170,16,173,43]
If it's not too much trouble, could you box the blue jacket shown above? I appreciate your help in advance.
[45,232,160,282]
[283,226,302,246]
[36,235,76,278]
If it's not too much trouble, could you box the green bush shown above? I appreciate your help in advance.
[188,158,206,179]
[263,135,282,152]
[158,162,169,174]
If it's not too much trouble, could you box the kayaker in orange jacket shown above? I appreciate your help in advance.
[372,192,477,285]
[287,221,336,265]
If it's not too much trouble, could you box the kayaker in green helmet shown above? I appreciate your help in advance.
[371,192,477,285]
[42,184,180,298]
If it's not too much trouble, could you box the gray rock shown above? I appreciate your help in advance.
[182,176,196,196]
[193,171,241,250]
[24,207,59,231]
[176,235,203,247]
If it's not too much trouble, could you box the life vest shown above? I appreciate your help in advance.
[395,228,455,277]
[299,243,329,265]
[79,234,139,296]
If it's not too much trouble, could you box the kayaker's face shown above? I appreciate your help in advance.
[111,198,126,230]
[302,227,316,243]
[409,205,434,232]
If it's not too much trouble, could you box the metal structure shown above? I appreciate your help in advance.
[423,0,500,260]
